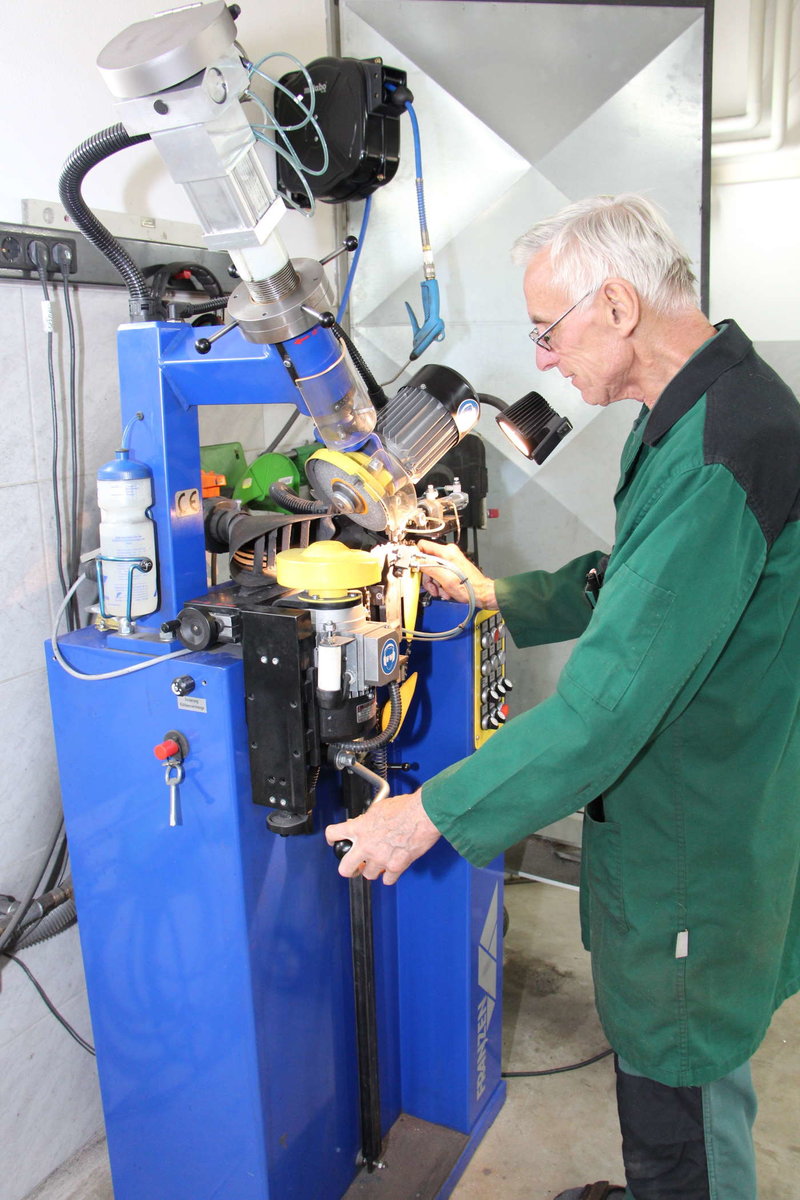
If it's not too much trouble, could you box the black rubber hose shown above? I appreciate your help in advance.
[268,481,330,514]
[478,392,509,413]
[330,320,388,409]
[173,296,230,318]
[335,681,402,753]
[59,124,156,320]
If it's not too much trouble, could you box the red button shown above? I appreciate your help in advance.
[154,739,181,761]
[500,704,509,718]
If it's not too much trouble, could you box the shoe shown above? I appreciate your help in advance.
[553,1185,626,1200]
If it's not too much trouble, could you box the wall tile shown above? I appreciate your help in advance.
[42,472,101,629]
[0,672,62,898]
[0,989,103,1200]
[0,485,54,684]
[0,926,90,1050]
[22,282,127,492]
[0,285,36,486]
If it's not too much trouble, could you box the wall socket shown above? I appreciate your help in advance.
[0,225,78,275]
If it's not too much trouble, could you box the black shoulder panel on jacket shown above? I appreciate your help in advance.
[704,348,800,548]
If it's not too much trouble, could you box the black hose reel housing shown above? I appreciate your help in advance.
[274,57,410,207]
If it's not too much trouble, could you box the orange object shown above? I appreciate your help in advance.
[201,469,226,498]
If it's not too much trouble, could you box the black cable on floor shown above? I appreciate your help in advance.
[2,951,95,1056]
[502,1047,613,1078]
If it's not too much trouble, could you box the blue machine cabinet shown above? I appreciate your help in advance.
[46,322,504,1200]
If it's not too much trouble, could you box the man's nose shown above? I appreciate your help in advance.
[535,343,558,370]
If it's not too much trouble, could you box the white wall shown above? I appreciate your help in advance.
[710,0,800,373]
[0,4,333,1199]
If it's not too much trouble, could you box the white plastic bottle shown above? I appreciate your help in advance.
[97,430,158,622]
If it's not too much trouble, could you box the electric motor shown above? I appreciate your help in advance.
[376,364,480,482]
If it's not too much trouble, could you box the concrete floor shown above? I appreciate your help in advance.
[24,878,800,1200]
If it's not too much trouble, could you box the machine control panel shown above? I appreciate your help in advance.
[474,609,513,748]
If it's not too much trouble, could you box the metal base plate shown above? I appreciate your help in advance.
[343,1113,468,1198]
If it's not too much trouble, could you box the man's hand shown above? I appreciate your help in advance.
[325,790,441,885]
[415,539,498,609]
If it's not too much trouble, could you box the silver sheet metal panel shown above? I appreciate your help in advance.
[340,0,709,711]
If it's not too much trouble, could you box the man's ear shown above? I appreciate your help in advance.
[600,277,639,336]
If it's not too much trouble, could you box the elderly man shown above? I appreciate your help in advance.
[326,195,800,1200]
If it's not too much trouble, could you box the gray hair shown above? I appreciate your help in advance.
[511,194,698,314]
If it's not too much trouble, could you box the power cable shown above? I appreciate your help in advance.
[51,575,191,681]
[1,951,95,1056]
[380,359,411,388]
[55,247,81,627]
[502,1048,613,1078]
[402,556,476,640]
[265,406,304,454]
[31,243,70,612]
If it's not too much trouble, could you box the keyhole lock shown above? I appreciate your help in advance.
[153,731,190,827]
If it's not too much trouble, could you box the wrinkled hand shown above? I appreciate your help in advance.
[415,539,498,609]
[325,790,441,885]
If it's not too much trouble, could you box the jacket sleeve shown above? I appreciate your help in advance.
[422,464,767,866]
[495,550,605,646]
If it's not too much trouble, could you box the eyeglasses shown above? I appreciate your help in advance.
[529,289,594,351]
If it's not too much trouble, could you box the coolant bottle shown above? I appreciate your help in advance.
[97,425,158,620]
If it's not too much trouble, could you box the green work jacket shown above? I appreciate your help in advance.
[423,321,800,1086]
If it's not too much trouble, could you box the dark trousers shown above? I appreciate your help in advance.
[615,1056,757,1200]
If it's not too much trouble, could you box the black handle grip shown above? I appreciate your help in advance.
[333,839,353,860]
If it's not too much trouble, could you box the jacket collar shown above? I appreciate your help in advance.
[643,320,753,446]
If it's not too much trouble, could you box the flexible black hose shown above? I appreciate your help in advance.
[335,681,402,753]
[173,296,230,318]
[330,320,388,409]
[268,480,330,514]
[14,898,77,950]
[59,124,156,320]
[0,819,63,958]
[478,392,509,413]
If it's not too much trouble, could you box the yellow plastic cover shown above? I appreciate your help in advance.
[275,540,381,594]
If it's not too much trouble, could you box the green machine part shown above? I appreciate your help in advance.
[292,441,324,479]
[201,442,248,491]
[233,451,302,512]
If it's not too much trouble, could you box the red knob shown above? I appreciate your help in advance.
[487,508,500,519]
[154,738,181,761]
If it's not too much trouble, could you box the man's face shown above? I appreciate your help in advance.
[523,250,632,408]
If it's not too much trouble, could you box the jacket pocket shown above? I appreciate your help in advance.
[564,562,675,711]
[581,799,630,936]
